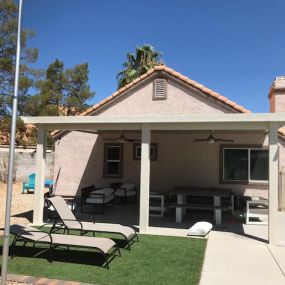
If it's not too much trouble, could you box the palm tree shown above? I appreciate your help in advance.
[117,44,163,89]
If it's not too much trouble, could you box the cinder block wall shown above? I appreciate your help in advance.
[0,147,54,182]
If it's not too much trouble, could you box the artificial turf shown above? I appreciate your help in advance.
[0,231,206,285]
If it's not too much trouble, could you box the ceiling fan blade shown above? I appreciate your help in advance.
[214,138,233,142]
[126,139,141,142]
[193,139,207,142]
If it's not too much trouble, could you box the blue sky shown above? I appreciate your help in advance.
[23,0,285,112]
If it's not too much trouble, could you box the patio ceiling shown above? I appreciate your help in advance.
[22,113,285,132]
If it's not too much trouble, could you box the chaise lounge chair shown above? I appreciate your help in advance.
[10,224,120,268]
[47,196,138,249]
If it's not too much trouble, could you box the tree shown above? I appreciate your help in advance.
[33,59,66,116]
[0,0,38,117]
[117,44,163,89]
[65,63,95,115]
[25,60,95,116]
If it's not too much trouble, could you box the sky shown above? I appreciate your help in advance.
[22,0,285,113]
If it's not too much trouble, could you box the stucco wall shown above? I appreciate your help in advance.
[53,76,283,198]
[94,77,236,116]
[53,131,98,195]
[54,129,281,199]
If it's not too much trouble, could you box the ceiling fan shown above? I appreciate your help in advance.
[102,134,141,143]
[193,132,234,144]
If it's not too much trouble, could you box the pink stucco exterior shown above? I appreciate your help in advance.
[92,77,236,116]
[53,74,285,198]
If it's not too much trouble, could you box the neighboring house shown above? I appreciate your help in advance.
[50,66,285,200]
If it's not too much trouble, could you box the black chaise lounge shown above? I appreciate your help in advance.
[10,224,120,268]
[47,196,139,249]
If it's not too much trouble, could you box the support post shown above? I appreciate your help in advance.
[33,126,46,225]
[269,122,279,245]
[139,125,151,234]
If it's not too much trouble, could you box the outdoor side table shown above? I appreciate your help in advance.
[149,192,167,217]
[245,199,268,225]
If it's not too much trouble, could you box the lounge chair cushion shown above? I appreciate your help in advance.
[187,221,213,237]
[86,194,114,204]
[115,183,136,197]
[115,189,136,197]
[90,187,114,196]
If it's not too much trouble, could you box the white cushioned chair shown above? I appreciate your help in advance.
[115,183,137,204]
[81,185,115,213]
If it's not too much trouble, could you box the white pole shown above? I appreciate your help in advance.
[1,0,23,283]
[139,125,151,233]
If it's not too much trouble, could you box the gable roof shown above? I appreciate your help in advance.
[81,65,251,116]
[51,65,251,137]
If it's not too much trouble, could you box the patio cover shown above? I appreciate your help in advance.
[22,113,285,246]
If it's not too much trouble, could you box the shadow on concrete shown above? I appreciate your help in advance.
[11,210,33,223]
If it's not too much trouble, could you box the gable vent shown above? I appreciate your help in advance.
[153,78,167,100]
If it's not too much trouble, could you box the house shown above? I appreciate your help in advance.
[22,66,285,245]
[51,66,284,197]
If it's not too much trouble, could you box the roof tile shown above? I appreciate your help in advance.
[154,65,165,71]
[139,73,148,80]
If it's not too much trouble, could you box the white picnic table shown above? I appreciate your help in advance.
[169,186,233,225]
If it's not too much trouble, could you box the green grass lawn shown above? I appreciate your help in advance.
[0,231,206,285]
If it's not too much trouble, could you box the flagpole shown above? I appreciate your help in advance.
[1,0,23,283]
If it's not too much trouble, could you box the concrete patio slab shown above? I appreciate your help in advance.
[268,245,285,277]
[200,228,285,285]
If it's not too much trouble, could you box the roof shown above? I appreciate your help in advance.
[81,65,251,116]
[51,65,251,137]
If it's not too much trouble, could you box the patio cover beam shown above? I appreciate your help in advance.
[22,113,285,125]
[22,113,285,132]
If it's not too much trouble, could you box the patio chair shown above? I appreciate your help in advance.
[10,224,120,268]
[47,196,139,249]
[22,173,54,194]
[81,185,115,214]
[114,183,137,204]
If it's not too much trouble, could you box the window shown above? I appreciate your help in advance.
[133,143,158,161]
[104,144,123,177]
[153,78,167,100]
[222,147,268,183]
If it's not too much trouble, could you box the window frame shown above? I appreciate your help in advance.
[220,145,269,185]
[103,143,123,178]
[133,143,158,161]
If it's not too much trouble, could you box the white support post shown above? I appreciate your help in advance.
[214,196,222,225]
[269,122,279,245]
[33,126,46,225]
[139,125,151,234]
